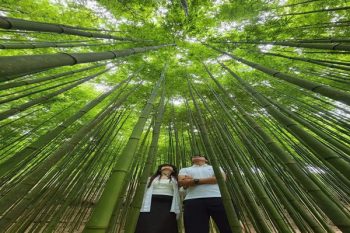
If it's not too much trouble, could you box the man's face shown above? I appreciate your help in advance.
[191,156,206,163]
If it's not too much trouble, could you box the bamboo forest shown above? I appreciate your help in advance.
[0,0,349,232]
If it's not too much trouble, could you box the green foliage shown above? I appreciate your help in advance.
[0,0,349,232]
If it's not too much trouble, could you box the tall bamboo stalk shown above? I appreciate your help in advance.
[0,68,110,121]
[219,62,350,179]
[83,64,167,233]
[196,87,293,232]
[0,16,148,42]
[0,68,140,179]
[0,63,105,90]
[187,77,242,233]
[267,98,350,156]
[206,44,350,105]
[280,6,350,16]
[124,87,166,233]
[201,62,350,232]
[0,42,116,49]
[0,44,175,80]
[0,86,138,216]
[263,52,350,72]
[212,40,350,52]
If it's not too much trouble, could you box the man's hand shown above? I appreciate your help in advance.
[178,175,195,188]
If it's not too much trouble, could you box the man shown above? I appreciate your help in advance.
[178,154,232,233]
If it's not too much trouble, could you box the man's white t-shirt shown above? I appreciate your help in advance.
[179,164,223,200]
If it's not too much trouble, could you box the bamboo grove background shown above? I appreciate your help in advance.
[0,0,349,232]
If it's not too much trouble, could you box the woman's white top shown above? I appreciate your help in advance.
[152,178,174,196]
[179,164,224,200]
[140,176,181,218]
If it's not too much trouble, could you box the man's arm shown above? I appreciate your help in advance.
[181,172,226,187]
[178,175,186,186]
[178,175,192,187]
[178,168,192,188]
[194,172,226,185]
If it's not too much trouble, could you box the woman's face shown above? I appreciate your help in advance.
[161,166,174,173]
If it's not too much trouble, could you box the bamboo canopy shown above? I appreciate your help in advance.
[0,0,349,233]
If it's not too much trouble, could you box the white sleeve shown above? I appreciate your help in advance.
[178,168,188,176]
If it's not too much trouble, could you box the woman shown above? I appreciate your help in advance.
[135,164,181,233]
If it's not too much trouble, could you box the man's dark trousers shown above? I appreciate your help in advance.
[183,197,232,233]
